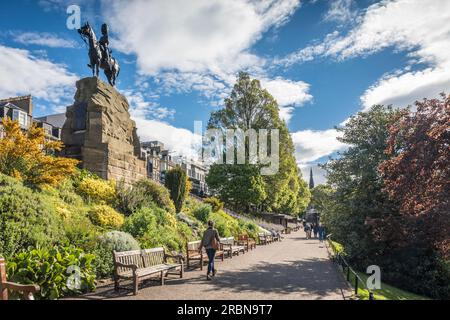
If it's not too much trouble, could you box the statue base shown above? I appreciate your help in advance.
[61,77,147,185]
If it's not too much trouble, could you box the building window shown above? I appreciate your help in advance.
[13,110,28,127]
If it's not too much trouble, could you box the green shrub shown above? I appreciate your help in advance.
[204,197,224,212]
[123,206,190,252]
[88,205,125,229]
[0,174,65,258]
[7,245,96,300]
[115,179,152,216]
[92,231,140,278]
[192,204,212,223]
[134,179,175,214]
[122,207,157,238]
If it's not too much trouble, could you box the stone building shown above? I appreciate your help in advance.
[61,77,146,185]
[141,141,209,194]
[0,95,61,141]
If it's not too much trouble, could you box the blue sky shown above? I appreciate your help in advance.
[1,0,449,184]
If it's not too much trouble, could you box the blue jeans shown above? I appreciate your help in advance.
[206,248,216,274]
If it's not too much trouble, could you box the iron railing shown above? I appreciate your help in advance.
[327,235,375,300]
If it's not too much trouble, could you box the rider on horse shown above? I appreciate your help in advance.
[99,23,112,70]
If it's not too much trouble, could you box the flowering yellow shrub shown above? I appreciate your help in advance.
[0,118,79,186]
[88,205,124,228]
[77,177,116,204]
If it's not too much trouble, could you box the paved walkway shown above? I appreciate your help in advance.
[74,232,350,300]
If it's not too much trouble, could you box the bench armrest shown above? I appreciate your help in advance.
[3,282,40,300]
[115,262,138,272]
[165,252,184,264]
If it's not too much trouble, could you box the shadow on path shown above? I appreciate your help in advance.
[204,258,343,298]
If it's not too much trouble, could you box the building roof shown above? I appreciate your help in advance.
[0,95,33,115]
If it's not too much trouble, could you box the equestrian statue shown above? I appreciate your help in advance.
[78,22,120,86]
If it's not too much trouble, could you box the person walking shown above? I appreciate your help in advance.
[318,223,325,243]
[313,224,319,238]
[200,220,221,280]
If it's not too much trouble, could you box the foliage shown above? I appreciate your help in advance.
[76,177,116,205]
[379,94,450,258]
[0,173,65,258]
[203,197,224,212]
[123,206,191,252]
[207,72,309,215]
[88,205,125,229]
[165,166,188,213]
[92,231,140,278]
[192,204,212,223]
[323,103,450,299]
[322,105,401,267]
[133,179,175,214]
[206,164,267,212]
[7,245,96,300]
[115,179,151,216]
[0,118,78,186]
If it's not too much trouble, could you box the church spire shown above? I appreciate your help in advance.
[309,167,315,189]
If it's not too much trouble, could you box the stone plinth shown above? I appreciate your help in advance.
[62,77,146,185]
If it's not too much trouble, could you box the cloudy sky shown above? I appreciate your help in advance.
[1,0,449,184]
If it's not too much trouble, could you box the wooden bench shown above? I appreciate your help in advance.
[237,234,257,251]
[258,232,273,245]
[186,240,224,270]
[1,258,40,300]
[113,248,183,295]
[220,237,246,258]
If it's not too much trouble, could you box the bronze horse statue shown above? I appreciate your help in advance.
[78,22,120,86]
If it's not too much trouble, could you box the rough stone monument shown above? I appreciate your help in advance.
[62,77,146,185]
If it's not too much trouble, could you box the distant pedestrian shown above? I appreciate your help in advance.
[200,220,221,280]
[318,223,325,242]
[313,224,319,238]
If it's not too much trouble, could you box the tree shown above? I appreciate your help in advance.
[207,72,308,215]
[323,105,402,266]
[379,94,450,258]
[0,118,79,186]
[165,167,188,213]
[206,164,266,212]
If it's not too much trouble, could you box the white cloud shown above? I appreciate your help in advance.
[124,90,176,121]
[102,0,301,99]
[261,77,313,122]
[291,129,347,164]
[0,45,77,106]
[323,0,357,24]
[133,117,199,160]
[13,32,77,48]
[279,0,450,109]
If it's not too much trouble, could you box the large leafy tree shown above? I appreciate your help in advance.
[207,72,308,215]
[206,164,266,212]
[0,118,78,186]
[379,94,450,258]
[323,105,402,266]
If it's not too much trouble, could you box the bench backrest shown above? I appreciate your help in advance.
[221,237,234,245]
[186,240,201,252]
[113,248,166,275]
[238,234,249,241]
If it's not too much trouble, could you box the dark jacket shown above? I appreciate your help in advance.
[201,227,221,249]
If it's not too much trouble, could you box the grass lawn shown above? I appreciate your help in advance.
[347,271,429,300]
